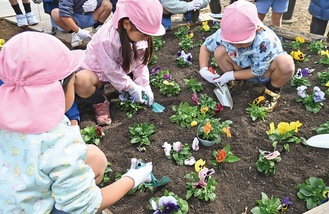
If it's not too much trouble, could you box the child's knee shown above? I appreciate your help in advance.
[214,45,227,61]
[275,54,295,76]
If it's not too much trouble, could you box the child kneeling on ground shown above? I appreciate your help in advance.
[0,31,152,213]
[198,0,295,112]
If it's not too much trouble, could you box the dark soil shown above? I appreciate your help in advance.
[1,15,329,214]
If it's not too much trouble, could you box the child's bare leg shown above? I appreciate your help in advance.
[86,144,108,184]
[75,70,102,98]
[214,45,241,72]
[271,12,283,27]
[93,0,112,23]
[264,54,295,88]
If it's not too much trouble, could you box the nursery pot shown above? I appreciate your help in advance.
[197,125,217,147]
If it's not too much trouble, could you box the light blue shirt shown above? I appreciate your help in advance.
[0,117,102,213]
[204,26,285,77]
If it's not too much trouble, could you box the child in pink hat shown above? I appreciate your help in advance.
[199,0,295,112]
[0,32,152,213]
[75,0,165,125]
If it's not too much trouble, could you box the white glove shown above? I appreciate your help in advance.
[199,67,220,83]
[214,70,235,85]
[143,85,154,106]
[122,158,152,188]
[82,0,97,13]
[187,0,202,11]
[32,0,42,4]
[128,82,146,103]
[77,28,92,39]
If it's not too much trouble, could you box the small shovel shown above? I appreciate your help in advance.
[136,160,171,187]
[142,94,165,113]
[213,82,233,109]
[304,134,329,149]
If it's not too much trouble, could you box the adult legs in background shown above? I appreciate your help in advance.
[310,16,329,41]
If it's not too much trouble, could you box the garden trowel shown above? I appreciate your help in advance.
[213,82,233,109]
[142,94,165,113]
[136,160,171,187]
[304,134,329,149]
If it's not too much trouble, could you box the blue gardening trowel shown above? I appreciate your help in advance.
[142,94,165,113]
[136,160,171,187]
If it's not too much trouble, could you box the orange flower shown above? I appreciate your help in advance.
[203,122,212,134]
[216,150,226,162]
[223,127,231,138]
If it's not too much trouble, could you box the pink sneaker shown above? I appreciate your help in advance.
[93,99,112,125]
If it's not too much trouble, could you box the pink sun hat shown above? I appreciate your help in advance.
[112,0,165,36]
[0,32,85,134]
[220,0,265,44]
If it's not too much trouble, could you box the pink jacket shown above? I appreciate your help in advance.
[81,19,150,92]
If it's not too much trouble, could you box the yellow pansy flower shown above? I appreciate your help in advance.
[186,31,194,39]
[289,121,302,132]
[290,50,305,61]
[200,106,209,114]
[0,39,5,48]
[267,122,275,135]
[325,81,329,87]
[202,21,210,31]
[194,159,206,172]
[320,50,329,58]
[191,121,197,127]
[277,122,290,134]
[163,80,174,86]
[295,36,305,43]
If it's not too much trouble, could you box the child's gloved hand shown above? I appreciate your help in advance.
[187,0,201,11]
[122,158,152,188]
[128,82,145,103]
[82,0,97,12]
[77,28,92,39]
[214,70,235,86]
[143,85,154,106]
[199,67,220,83]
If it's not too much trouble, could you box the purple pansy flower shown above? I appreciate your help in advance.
[151,195,179,214]
[177,50,186,58]
[277,196,293,213]
[151,67,161,76]
[313,87,325,102]
[163,74,171,80]
[297,86,307,98]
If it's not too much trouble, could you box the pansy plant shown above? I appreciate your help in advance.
[149,190,189,214]
[296,86,325,113]
[290,68,312,87]
[266,121,304,151]
[152,36,164,52]
[296,177,329,210]
[290,36,305,50]
[129,122,156,152]
[210,144,240,169]
[162,141,195,166]
[319,50,329,65]
[307,40,325,53]
[117,92,145,118]
[256,150,281,176]
[251,192,293,214]
[80,125,105,145]
[174,26,190,40]
[317,71,329,86]
[179,37,194,51]
[183,78,203,93]
[176,50,192,67]
[185,160,217,202]
[313,120,329,134]
[246,103,268,121]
